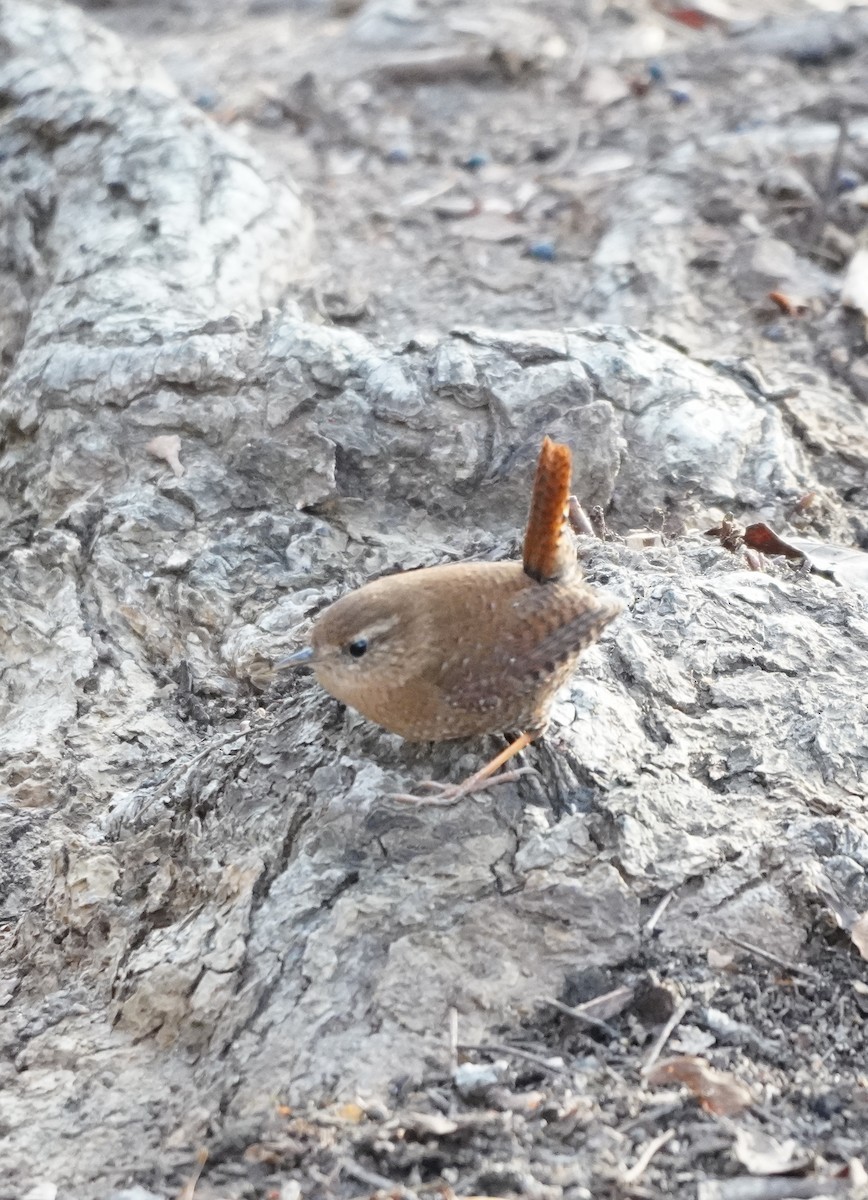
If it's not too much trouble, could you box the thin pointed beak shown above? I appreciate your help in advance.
[275,646,315,669]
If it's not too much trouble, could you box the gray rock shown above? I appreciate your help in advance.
[2,2,868,1198]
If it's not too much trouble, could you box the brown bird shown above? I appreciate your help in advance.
[279,437,623,804]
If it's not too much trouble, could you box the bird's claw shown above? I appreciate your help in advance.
[390,765,539,806]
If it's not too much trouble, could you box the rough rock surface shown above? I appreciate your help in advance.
[1,2,868,1198]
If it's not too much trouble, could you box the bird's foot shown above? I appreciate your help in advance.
[390,766,538,807]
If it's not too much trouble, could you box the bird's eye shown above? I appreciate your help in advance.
[347,638,368,659]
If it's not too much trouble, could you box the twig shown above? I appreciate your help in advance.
[458,1042,567,1075]
[698,1177,851,1200]
[618,1100,686,1135]
[641,998,691,1077]
[589,504,609,540]
[622,1127,675,1185]
[568,495,596,538]
[806,106,848,248]
[448,1006,459,1074]
[341,1158,406,1194]
[544,996,622,1038]
[161,723,253,794]
[175,1148,208,1200]
[725,935,821,981]
[643,891,674,935]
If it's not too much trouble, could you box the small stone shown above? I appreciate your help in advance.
[811,1091,845,1118]
[527,239,556,262]
[632,977,682,1025]
[432,192,478,220]
[762,323,788,342]
[461,152,488,171]
[760,166,817,203]
[453,1060,506,1097]
[582,65,631,107]
[385,146,411,164]
[193,90,219,111]
[562,966,613,1007]
[700,192,741,225]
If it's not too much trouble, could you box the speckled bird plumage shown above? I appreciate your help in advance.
[290,436,623,746]
[308,560,619,741]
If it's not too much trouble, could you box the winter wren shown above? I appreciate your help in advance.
[279,436,623,803]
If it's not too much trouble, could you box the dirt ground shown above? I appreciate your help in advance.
[31,0,868,1194]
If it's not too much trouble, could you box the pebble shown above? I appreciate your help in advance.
[527,240,556,262]
[453,1060,506,1096]
[461,152,488,171]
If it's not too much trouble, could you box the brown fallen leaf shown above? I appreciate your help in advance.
[768,289,810,317]
[706,519,868,595]
[664,6,723,30]
[646,1055,752,1116]
[742,522,802,559]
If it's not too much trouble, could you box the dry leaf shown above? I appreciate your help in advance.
[706,520,868,595]
[850,912,868,960]
[577,984,635,1021]
[454,213,522,242]
[733,1127,809,1176]
[707,946,735,970]
[665,6,721,29]
[768,290,810,317]
[647,1056,752,1116]
[671,1025,716,1055]
[842,243,868,328]
[582,65,631,107]
[399,1111,459,1136]
[335,1101,366,1123]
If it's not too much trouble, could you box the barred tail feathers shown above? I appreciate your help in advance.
[522,436,575,583]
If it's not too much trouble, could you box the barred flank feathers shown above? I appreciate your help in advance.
[522,436,574,583]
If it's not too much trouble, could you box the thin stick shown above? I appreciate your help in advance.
[725,935,821,981]
[622,1127,676,1185]
[544,996,620,1039]
[458,1042,567,1075]
[448,1006,459,1074]
[806,107,848,248]
[618,1100,686,1135]
[568,495,596,538]
[175,1148,208,1200]
[641,998,691,1077]
[644,891,674,935]
[341,1158,403,1193]
[698,1177,851,1200]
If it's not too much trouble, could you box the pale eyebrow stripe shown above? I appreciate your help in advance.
[356,616,400,641]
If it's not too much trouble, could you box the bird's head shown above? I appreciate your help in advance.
[277,574,433,706]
